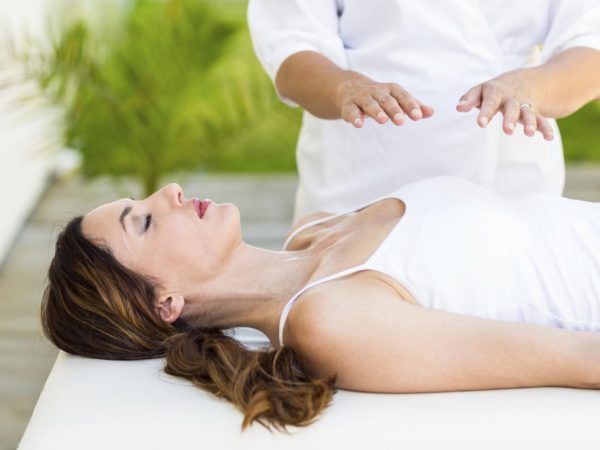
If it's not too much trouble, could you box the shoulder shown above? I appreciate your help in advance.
[283,275,409,384]
[282,281,355,378]
[286,273,405,347]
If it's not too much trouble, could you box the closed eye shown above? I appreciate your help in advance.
[144,214,152,232]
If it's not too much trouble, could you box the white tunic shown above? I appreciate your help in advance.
[278,176,600,347]
[248,0,600,221]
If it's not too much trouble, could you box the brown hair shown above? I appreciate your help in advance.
[41,216,337,432]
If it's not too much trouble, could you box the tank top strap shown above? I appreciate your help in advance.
[278,263,368,347]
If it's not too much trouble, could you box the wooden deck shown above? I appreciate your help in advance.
[1,165,599,449]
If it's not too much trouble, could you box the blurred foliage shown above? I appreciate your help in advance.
[557,101,600,162]
[17,0,301,195]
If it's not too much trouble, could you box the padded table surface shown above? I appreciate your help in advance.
[19,329,600,450]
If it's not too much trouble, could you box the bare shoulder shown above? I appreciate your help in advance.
[284,275,408,383]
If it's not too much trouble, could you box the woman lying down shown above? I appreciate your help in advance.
[42,175,600,432]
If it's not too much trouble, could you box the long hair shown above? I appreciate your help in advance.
[41,216,337,432]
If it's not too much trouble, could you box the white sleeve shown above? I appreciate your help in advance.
[247,0,347,107]
[541,0,600,63]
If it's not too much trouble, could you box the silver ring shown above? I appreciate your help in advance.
[519,103,535,110]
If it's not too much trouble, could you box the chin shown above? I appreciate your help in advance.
[220,202,240,220]
[221,203,242,241]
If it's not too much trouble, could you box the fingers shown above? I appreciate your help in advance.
[502,99,520,135]
[340,82,434,128]
[419,103,435,119]
[500,103,553,140]
[459,84,554,141]
[379,94,405,125]
[389,85,427,121]
[456,85,482,113]
[536,114,554,141]
[341,94,401,128]
[477,85,503,128]
[520,105,537,137]
[343,102,366,128]
[501,103,554,140]
[496,103,554,140]
[361,97,390,124]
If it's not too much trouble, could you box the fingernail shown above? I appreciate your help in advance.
[376,112,387,122]
[506,123,514,132]
[479,117,488,127]
[526,125,535,135]
[353,118,362,127]
[458,99,467,106]
[393,113,404,122]
[411,108,422,119]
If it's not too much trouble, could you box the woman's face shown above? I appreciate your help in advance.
[81,183,242,296]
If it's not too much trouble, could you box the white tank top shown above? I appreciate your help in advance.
[278,176,600,347]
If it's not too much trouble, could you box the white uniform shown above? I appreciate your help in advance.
[248,0,600,221]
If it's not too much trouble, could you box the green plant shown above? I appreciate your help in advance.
[15,0,300,195]
[557,101,600,162]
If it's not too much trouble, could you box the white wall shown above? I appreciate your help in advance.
[0,0,61,266]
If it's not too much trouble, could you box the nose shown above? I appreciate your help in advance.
[157,182,184,208]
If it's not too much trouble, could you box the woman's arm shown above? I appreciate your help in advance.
[276,50,434,127]
[457,47,600,140]
[249,0,424,126]
[292,290,600,393]
[526,46,600,118]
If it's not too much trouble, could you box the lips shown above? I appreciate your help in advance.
[199,200,211,218]
[192,198,211,219]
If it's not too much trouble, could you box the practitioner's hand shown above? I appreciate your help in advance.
[456,69,554,141]
[335,75,435,128]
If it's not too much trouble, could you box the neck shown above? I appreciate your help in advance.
[184,240,327,348]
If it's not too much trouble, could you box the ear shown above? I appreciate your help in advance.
[156,294,185,324]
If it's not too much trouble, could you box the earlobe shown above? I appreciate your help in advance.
[156,294,185,324]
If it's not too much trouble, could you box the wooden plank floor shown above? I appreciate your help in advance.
[1,165,599,450]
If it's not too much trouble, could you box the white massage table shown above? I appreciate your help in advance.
[18,328,600,450]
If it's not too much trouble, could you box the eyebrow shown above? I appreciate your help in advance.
[119,206,132,232]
